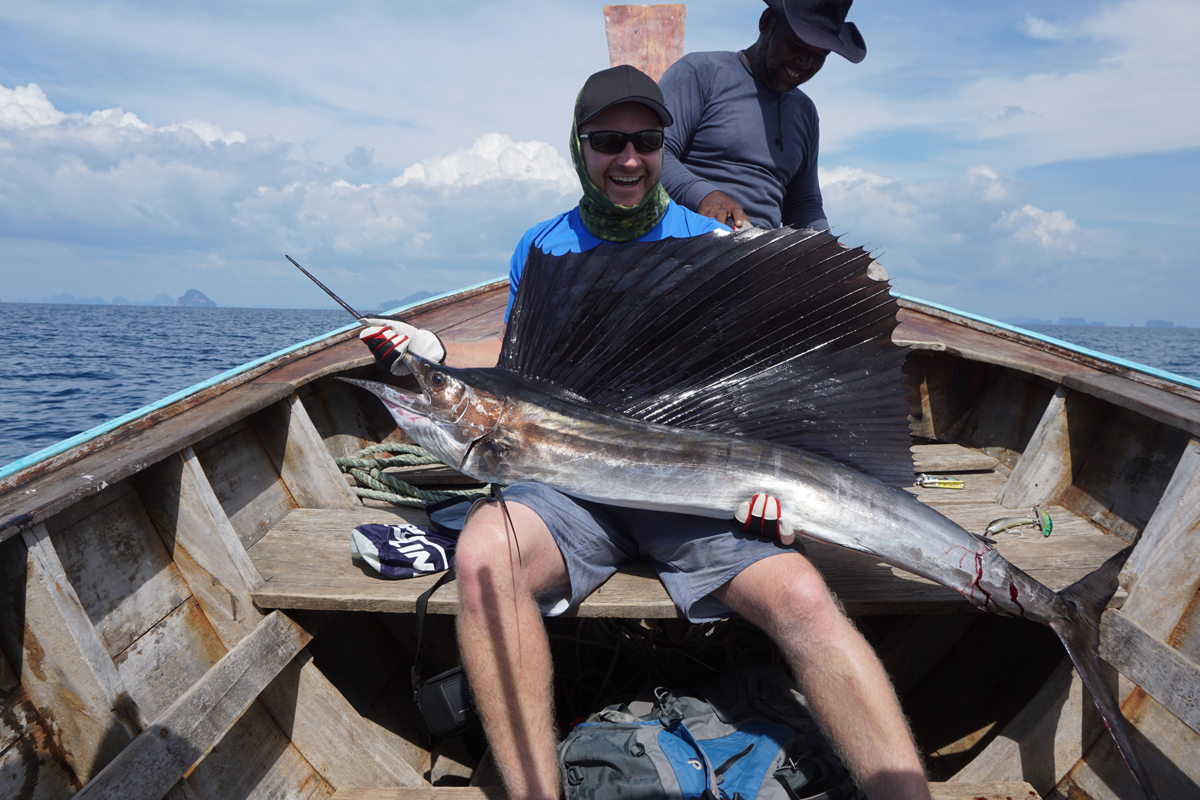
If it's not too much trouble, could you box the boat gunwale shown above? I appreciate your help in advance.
[894,293,1200,397]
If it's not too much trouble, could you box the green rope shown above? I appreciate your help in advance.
[335,443,490,507]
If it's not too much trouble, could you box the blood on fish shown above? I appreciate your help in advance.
[945,546,992,609]
[970,551,993,610]
[1008,580,1025,617]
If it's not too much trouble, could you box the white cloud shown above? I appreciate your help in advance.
[820,162,1198,325]
[999,205,1078,249]
[394,133,577,191]
[0,83,66,128]
[1024,16,1067,41]
[0,81,580,308]
[813,0,1200,168]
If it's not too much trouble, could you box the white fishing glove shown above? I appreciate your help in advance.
[358,318,446,375]
[736,493,795,545]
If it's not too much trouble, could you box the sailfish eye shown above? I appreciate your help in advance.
[429,372,447,387]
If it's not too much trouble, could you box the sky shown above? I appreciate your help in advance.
[1,0,1197,326]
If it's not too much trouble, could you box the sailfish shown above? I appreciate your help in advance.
[346,227,1157,799]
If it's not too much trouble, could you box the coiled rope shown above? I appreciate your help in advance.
[336,443,490,507]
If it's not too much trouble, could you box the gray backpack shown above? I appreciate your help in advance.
[559,665,863,800]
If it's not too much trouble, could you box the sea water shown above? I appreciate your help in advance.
[1,304,348,466]
[2,304,1199,468]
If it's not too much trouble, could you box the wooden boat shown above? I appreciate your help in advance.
[3,10,1199,800]
[4,273,1199,800]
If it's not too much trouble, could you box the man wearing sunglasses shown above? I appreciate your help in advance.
[360,64,928,800]
[500,63,729,321]
[659,0,866,233]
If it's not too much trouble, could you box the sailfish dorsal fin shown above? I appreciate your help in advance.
[498,227,915,488]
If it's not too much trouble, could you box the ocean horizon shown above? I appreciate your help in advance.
[2,302,1199,468]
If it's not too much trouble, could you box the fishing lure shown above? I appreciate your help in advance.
[985,506,1053,537]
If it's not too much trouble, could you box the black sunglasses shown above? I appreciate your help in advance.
[579,129,665,154]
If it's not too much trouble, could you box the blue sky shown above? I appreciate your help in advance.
[1,0,1197,326]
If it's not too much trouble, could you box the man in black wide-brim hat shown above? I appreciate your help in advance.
[660,0,865,234]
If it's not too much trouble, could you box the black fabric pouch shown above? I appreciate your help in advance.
[414,665,478,737]
[411,568,479,737]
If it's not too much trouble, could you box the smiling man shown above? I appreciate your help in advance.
[502,64,726,320]
[359,63,929,800]
[659,0,867,232]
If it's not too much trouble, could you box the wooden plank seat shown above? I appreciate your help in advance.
[248,445,1129,617]
[329,782,1043,799]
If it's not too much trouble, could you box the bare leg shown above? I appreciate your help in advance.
[712,552,931,800]
[455,500,569,800]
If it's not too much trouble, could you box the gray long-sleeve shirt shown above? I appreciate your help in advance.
[659,50,828,231]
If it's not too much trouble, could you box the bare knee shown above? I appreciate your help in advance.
[724,555,851,643]
[454,501,565,613]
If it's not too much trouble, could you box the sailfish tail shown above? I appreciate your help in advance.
[1051,545,1158,799]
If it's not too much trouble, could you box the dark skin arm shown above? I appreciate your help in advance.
[698,189,751,230]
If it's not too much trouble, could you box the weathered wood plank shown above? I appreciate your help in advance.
[895,310,1095,386]
[0,382,294,545]
[998,386,1106,509]
[137,449,426,790]
[1099,609,1200,737]
[260,652,428,789]
[185,700,334,800]
[949,659,1111,795]
[136,446,265,643]
[896,302,1200,404]
[911,443,999,474]
[1064,370,1200,439]
[404,284,507,340]
[72,610,310,800]
[195,423,297,550]
[955,370,1054,470]
[603,4,686,82]
[0,715,82,800]
[17,523,144,781]
[1061,406,1191,543]
[300,377,400,460]
[46,483,193,658]
[249,506,1127,616]
[1120,436,1200,640]
[1061,689,1200,800]
[252,394,360,510]
[331,783,1041,800]
[113,597,229,722]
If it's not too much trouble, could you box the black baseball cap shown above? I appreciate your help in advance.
[764,0,866,63]
[574,65,674,128]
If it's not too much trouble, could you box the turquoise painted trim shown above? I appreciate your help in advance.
[0,277,508,480]
[893,292,1200,391]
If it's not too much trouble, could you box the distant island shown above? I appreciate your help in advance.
[177,289,217,308]
[1004,316,1184,329]
[373,290,435,312]
[1005,316,1106,327]
[19,290,218,307]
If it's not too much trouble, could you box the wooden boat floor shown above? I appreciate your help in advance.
[330,782,1042,799]
[248,457,1128,617]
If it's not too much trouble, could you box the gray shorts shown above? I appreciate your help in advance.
[495,482,804,623]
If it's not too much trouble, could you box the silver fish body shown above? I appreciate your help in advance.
[343,355,1155,798]
[347,368,1057,623]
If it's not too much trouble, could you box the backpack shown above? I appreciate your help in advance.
[558,665,862,800]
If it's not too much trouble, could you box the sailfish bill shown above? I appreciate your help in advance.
[346,227,1158,799]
